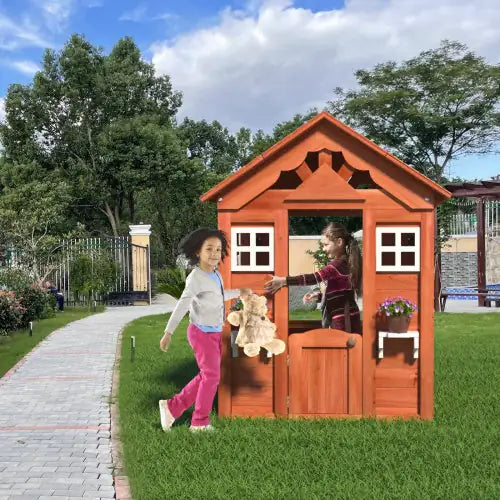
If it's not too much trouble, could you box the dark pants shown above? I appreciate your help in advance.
[55,293,64,311]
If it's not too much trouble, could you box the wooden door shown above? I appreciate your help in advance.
[289,329,362,417]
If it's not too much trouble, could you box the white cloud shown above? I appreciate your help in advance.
[151,0,500,133]
[119,5,147,22]
[33,0,75,32]
[0,12,52,50]
[0,97,5,124]
[9,60,41,76]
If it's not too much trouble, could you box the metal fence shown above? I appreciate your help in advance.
[46,237,133,304]
[447,201,500,237]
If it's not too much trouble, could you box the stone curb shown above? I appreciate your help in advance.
[110,324,133,500]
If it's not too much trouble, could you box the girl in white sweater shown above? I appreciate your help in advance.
[159,228,250,432]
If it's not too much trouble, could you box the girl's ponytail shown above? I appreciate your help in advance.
[346,235,362,298]
[323,223,362,298]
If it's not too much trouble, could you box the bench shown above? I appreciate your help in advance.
[440,291,500,311]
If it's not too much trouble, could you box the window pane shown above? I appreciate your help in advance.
[237,233,250,246]
[401,252,415,266]
[256,252,269,265]
[256,232,270,246]
[381,252,396,266]
[237,252,250,265]
[381,233,396,246]
[401,232,415,246]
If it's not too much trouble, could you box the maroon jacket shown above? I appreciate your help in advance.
[286,257,361,333]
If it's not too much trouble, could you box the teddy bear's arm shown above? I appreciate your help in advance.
[227,311,242,326]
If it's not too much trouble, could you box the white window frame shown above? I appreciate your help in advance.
[376,226,420,272]
[231,226,274,272]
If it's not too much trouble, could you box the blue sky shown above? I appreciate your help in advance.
[0,0,498,180]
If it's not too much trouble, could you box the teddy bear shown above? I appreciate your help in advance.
[227,290,285,357]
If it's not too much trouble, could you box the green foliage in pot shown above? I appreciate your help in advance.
[156,266,187,299]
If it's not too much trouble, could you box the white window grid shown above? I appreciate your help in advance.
[376,226,420,272]
[231,227,274,272]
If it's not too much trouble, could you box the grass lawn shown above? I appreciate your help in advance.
[118,311,499,499]
[0,305,105,377]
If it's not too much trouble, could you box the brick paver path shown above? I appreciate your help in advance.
[0,296,175,500]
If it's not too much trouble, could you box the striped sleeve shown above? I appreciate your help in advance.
[286,262,343,286]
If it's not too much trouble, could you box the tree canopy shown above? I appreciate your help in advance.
[328,40,500,183]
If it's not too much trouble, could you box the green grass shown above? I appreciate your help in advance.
[0,305,105,377]
[118,312,500,500]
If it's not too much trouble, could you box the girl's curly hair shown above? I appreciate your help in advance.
[178,228,230,266]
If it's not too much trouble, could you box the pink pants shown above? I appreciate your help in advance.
[167,324,222,427]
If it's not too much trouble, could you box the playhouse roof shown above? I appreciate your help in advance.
[200,111,451,203]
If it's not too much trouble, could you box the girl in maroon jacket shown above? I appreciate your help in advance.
[265,222,362,334]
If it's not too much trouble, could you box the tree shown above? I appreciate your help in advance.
[0,161,78,279]
[177,118,241,176]
[0,35,183,236]
[328,40,500,184]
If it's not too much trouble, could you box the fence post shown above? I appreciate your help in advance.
[129,224,152,306]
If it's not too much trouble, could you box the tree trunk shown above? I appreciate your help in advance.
[104,202,119,237]
[128,192,135,222]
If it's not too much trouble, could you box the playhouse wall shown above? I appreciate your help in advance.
[374,274,420,416]
[218,198,434,419]
[369,206,433,419]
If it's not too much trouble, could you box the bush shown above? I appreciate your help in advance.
[0,290,25,335]
[156,266,187,299]
[0,267,33,292]
[17,283,56,325]
[70,253,120,301]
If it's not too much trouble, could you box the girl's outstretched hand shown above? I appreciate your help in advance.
[264,275,286,295]
[303,291,321,304]
[160,331,172,353]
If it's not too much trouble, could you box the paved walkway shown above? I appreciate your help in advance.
[0,295,176,500]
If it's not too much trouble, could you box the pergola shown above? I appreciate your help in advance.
[443,179,500,306]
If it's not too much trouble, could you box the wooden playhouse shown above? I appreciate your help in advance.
[200,111,451,420]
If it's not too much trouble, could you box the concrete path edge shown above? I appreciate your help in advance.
[110,325,133,500]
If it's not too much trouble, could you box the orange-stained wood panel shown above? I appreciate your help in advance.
[289,329,362,416]
[375,407,419,417]
[376,274,419,291]
[225,209,278,222]
[231,387,273,406]
[231,406,274,417]
[373,210,424,222]
[273,209,289,416]
[375,387,418,408]
[296,161,313,182]
[375,368,418,388]
[218,210,233,418]
[362,209,376,416]
[362,190,407,210]
[419,211,435,420]
[218,129,332,210]
[313,122,435,210]
[230,273,271,291]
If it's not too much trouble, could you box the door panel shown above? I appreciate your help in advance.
[289,329,362,416]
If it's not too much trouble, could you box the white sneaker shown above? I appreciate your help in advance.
[159,400,175,431]
[189,424,215,433]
